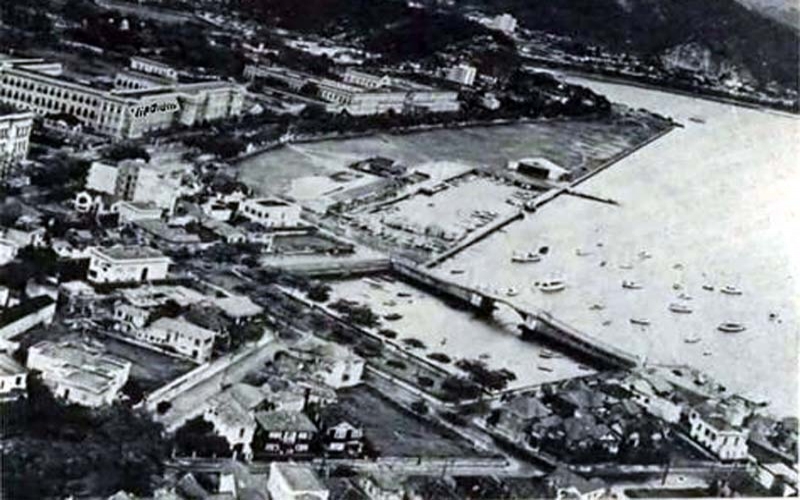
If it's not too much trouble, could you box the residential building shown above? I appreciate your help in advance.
[0,238,17,265]
[143,317,216,362]
[87,246,171,284]
[545,466,607,500]
[255,410,318,456]
[203,383,267,461]
[0,55,244,139]
[446,64,477,86]
[0,352,26,399]
[358,472,404,500]
[621,374,682,424]
[0,296,56,340]
[267,462,329,500]
[239,198,302,228]
[0,106,33,181]
[688,401,749,461]
[320,406,364,457]
[114,201,163,223]
[285,342,365,390]
[85,159,182,214]
[26,340,131,407]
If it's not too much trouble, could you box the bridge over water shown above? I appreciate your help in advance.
[391,259,641,370]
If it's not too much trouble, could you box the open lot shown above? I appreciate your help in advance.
[337,385,482,458]
[238,111,669,204]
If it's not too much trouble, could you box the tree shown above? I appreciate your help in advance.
[173,416,231,458]
[410,399,428,415]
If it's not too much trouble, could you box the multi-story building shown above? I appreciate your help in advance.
[0,106,33,181]
[238,198,303,228]
[688,401,749,461]
[142,317,216,363]
[0,352,26,400]
[255,410,318,456]
[129,56,179,81]
[488,13,518,34]
[87,246,171,284]
[26,340,131,407]
[0,55,245,139]
[83,159,181,215]
[245,65,460,116]
[446,64,477,86]
[267,462,330,500]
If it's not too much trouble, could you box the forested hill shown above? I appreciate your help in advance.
[462,0,799,89]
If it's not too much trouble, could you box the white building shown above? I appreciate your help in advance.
[0,352,26,399]
[239,198,302,228]
[128,56,178,81]
[245,65,460,116]
[203,383,266,461]
[688,401,749,461]
[488,13,518,34]
[508,157,570,182]
[446,64,477,86]
[267,462,329,500]
[114,201,164,223]
[87,246,171,284]
[85,159,182,215]
[0,238,17,266]
[0,107,33,180]
[0,55,244,139]
[144,317,216,362]
[26,340,131,407]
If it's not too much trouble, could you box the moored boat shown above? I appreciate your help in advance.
[622,280,643,290]
[505,287,519,297]
[538,280,566,293]
[538,365,553,372]
[702,284,715,291]
[384,313,403,321]
[450,269,466,275]
[718,322,746,333]
[669,303,693,314]
[512,251,541,263]
[630,318,651,326]
[684,335,701,344]
[720,285,743,296]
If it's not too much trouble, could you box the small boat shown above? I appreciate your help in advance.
[505,287,519,297]
[601,320,612,326]
[538,365,554,372]
[384,313,403,321]
[539,350,555,359]
[589,303,605,311]
[718,322,746,333]
[684,335,701,344]
[669,303,693,314]
[622,280,643,290]
[630,318,651,326]
[511,251,541,263]
[578,365,591,371]
[702,284,715,292]
[383,300,397,307]
[619,263,634,270]
[677,293,693,301]
[720,285,743,296]
[450,269,466,275]
[397,292,412,298]
[538,280,566,293]
[638,250,652,260]
[575,248,592,257]
[703,351,712,357]
[689,116,706,124]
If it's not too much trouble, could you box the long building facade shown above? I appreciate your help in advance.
[0,56,245,139]
[245,65,460,116]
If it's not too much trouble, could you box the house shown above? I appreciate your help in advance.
[26,340,131,407]
[285,341,365,390]
[0,295,56,341]
[755,462,798,496]
[0,238,17,266]
[239,198,302,228]
[688,400,749,461]
[114,200,163,223]
[203,383,267,461]
[545,466,607,500]
[212,295,264,325]
[621,374,682,424]
[497,396,553,437]
[319,406,364,457]
[267,462,329,500]
[87,246,171,284]
[0,352,26,400]
[143,317,216,363]
[255,410,318,456]
[358,472,405,500]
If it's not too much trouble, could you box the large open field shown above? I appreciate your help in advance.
[237,110,669,204]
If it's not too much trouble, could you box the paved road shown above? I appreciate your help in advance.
[155,336,288,431]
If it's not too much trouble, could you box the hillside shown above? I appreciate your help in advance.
[462,0,799,89]
[736,0,800,28]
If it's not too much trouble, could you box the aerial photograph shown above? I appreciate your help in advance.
[0,0,797,498]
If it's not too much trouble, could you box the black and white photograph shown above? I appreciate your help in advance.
[0,0,797,498]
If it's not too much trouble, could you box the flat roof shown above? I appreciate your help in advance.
[92,246,168,261]
[270,463,326,493]
[0,353,25,377]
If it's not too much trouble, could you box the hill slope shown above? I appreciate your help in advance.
[463,0,799,89]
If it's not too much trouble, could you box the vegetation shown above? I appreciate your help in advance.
[455,358,516,391]
[172,417,232,459]
[329,299,381,328]
[1,376,168,499]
